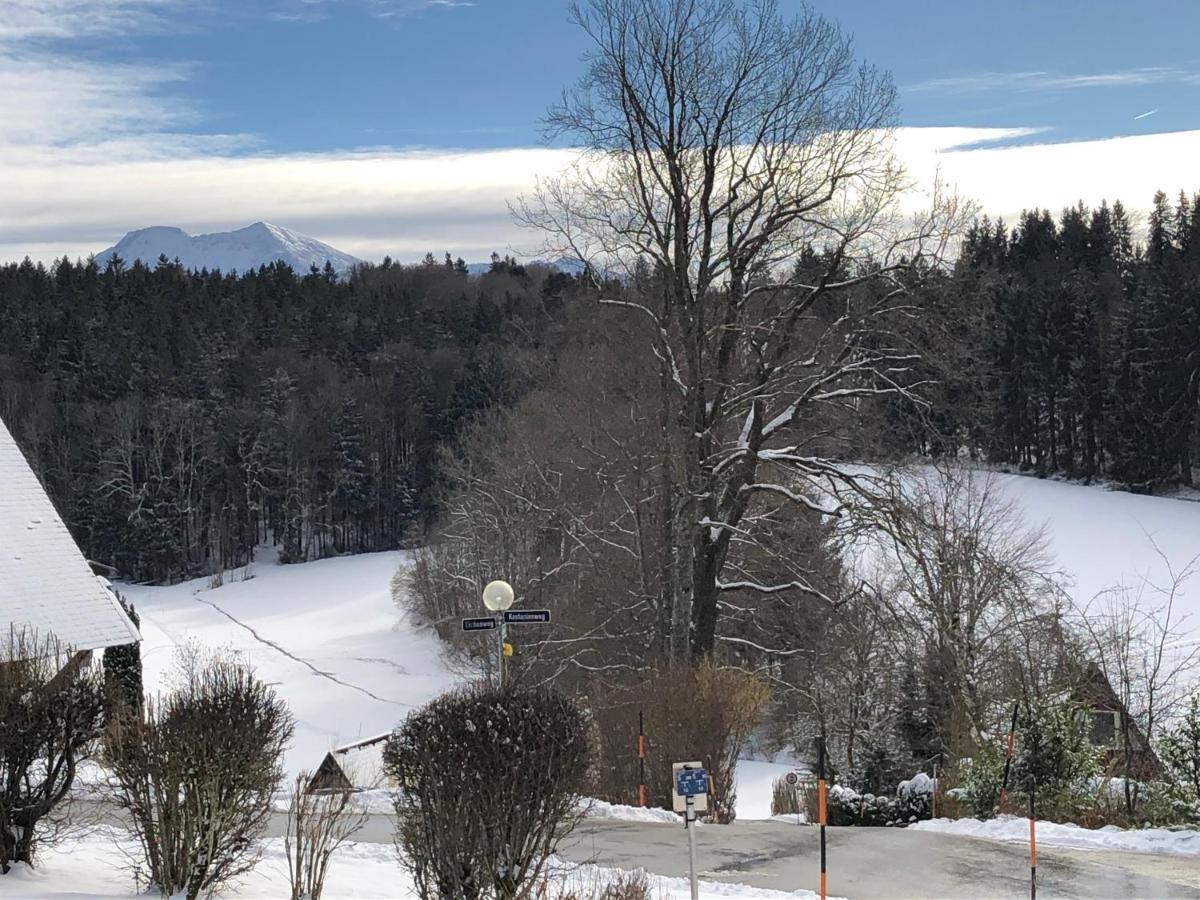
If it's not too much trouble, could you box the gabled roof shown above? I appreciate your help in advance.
[307,733,393,793]
[0,416,140,658]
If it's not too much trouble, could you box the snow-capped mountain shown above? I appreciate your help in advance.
[94,222,360,274]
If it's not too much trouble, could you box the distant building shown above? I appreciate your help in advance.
[307,733,395,794]
[0,415,140,668]
[1071,661,1165,780]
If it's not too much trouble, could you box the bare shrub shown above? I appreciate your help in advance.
[769,775,803,817]
[0,631,105,872]
[589,662,768,823]
[543,868,655,899]
[384,682,592,900]
[104,654,293,899]
[284,772,368,900]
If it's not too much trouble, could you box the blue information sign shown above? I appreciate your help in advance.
[675,767,708,797]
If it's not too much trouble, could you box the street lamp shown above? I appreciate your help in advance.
[482,580,514,685]
[482,580,514,612]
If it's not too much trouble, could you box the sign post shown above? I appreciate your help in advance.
[785,770,801,825]
[672,761,707,900]
[818,737,827,900]
[465,581,552,687]
[481,581,515,685]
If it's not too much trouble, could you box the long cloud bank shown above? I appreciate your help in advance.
[5,127,1200,265]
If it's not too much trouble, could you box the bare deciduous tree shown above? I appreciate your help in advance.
[1077,542,1200,812]
[284,772,369,900]
[0,631,105,873]
[104,652,294,900]
[515,0,967,656]
[865,465,1066,760]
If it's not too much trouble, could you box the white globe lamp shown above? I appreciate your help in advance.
[482,580,515,612]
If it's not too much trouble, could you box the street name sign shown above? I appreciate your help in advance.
[503,609,552,624]
[461,616,498,631]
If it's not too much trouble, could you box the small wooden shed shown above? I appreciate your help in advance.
[307,733,394,793]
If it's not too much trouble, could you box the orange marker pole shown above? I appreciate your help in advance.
[637,711,646,807]
[1029,782,1037,899]
[818,737,827,900]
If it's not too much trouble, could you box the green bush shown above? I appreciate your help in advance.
[1011,697,1100,806]
[951,742,1006,819]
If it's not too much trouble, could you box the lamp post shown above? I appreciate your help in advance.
[482,580,514,686]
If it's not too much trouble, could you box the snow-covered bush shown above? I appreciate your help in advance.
[0,632,106,873]
[817,778,933,827]
[104,654,293,900]
[798,772,933,827]
[384,682,592,900]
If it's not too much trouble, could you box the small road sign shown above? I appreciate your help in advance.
[675,767,708,797]
[671,761,709,813]
[503,609,552,624]
[785,771,799,786]
[461,616,498,631]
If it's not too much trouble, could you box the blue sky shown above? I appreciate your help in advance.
[3,0,1200,262]
[93,0,1200,151]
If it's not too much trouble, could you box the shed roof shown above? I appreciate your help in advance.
[0,416,140,658]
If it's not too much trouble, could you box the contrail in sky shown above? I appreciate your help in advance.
[1134,108,1160,120]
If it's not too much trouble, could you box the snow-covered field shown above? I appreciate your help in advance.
[111,471,1200,784]
[996,472,1200,618]
[120,548,455,777]
[913,814,1200,856]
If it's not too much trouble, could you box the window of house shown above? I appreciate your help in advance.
[1090,710,1119,746]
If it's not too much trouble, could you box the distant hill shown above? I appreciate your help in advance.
[94,222,360,274]
[465,255,587,276]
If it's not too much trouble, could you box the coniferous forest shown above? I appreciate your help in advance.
[892,190,1200,491]
[0,253,571,582]
[3,191,1200,583]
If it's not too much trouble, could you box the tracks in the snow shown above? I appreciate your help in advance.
[192,592,408,707]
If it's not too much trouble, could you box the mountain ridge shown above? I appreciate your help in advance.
[95,222,361,274]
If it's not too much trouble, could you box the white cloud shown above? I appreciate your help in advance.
[269,0,475,23]
[0,0,189,41]
[7,127,1200,265]
[907,66,1200,95]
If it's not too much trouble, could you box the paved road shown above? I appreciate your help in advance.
[74,801,1200,898]
[556,818,1200,899]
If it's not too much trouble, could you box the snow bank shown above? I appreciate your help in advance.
[913,815,1200,856]
[586,798,682,824]
[121,549,457,777]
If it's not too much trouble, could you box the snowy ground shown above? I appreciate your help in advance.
[23,473,1200,897]
[913,814,1200,856]
[119,548,455,777]
[995,471,1200,621]
[9,826,823,899]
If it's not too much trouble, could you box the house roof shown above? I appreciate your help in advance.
[0,416,140,658]
[312,733,394,791]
